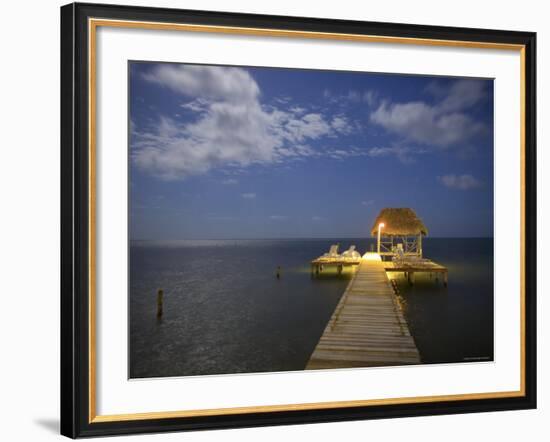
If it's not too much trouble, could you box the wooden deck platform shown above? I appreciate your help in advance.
[385,260,448,286]
[311,254,448,285]
[310,258,361,275]
[306,260,421,370]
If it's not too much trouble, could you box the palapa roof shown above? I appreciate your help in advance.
[370,208,428,236]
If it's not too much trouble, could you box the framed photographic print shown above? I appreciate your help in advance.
[60,2,536,438]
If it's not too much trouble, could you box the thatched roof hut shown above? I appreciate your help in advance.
[370,208,428,237]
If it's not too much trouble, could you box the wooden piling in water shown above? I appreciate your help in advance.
[156,289,163,318]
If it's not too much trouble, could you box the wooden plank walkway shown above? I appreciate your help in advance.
[306,260,421,369]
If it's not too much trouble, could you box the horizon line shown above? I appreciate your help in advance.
[130,236,495,241]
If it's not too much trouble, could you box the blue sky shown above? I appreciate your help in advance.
[129,62,494,240]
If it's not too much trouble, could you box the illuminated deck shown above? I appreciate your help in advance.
[384,260,448,286]
[306,260,421,369]
[311,255,448,286]
[310,257,361,275]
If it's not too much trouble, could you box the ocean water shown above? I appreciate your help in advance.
[129,238,493,378]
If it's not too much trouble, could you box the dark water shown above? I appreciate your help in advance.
[129,238,493,378]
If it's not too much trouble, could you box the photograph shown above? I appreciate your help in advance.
[0,0,543,439]
[128,61,495,378]
[55,1,537,438]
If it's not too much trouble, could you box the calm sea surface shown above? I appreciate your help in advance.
[129,238,493,378]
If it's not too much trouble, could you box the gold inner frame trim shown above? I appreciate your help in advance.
[88,17,527,424]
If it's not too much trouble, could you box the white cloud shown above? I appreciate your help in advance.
[325,146,369,160]
[363,90,378,107]
[423,81,447,98]
[129,119,136,135]
[312,216,324,222]
[283,113,332,142]
[269,215,288,220]
[436,79,488,113]
[331,116,353,134]
[180,98,211,113]
[371,101,485,148]
[143,64,260,103]
[346,90,361,102]
[370,79,488,150]
[241,192,256,199]
[133,65,347,180]
[366,146,419,163]
[275,96,292,104]
[323,89,370,105]
[290,106,306,114]
[438,174,482,190]
[361,200,375,206]
[221,178,238,185]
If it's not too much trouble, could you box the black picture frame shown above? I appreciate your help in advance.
[61,2,537,438]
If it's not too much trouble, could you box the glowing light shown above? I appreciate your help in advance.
[377,222,385,253]
[362,252,382,261]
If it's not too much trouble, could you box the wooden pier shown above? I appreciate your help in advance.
[306,259,421,369]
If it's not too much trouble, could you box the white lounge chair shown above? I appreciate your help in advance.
[321,244,340,259]
[341,245,360,260]
[392,244,430,266]
[392,245,406,265]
